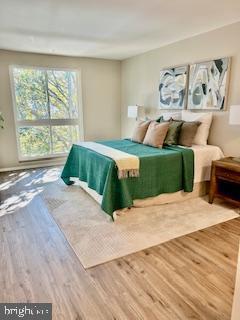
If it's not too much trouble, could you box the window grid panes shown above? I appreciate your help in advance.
[11,66,81,160]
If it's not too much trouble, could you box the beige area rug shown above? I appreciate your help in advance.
[41,180,239,269]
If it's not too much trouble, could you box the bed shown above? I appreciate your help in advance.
[61,139,224,219]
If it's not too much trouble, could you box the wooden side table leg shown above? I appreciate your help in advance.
[209,163,216,204]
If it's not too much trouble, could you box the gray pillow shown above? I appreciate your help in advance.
[178,121,201,147]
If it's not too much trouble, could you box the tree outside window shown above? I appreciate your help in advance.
[11,66,82,160]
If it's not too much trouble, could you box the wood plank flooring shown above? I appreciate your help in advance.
[0,167,239,320]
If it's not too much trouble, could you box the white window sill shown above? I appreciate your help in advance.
[19,153,68,163]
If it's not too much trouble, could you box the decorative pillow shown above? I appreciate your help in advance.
[143,121,169,148]
[156,117,183,145]
[156,116,163,123]
[132,120,151,143]
[181,111,213,145]
[164,120,184,145]
[178,121,201,147]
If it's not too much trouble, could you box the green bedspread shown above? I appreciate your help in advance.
[61,139,194,218]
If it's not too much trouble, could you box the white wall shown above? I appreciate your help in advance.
[0,50,121,170]
[1,22,240,171]
[121,22,240,157]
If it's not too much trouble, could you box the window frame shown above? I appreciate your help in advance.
[9,65,84,162]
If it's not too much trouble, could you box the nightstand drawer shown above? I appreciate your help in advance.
[209,157,240,206]
[216,167,240,183]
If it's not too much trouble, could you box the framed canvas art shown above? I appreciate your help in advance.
[188,57,230,110]
[159,65,188,109]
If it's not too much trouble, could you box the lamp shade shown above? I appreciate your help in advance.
[128,105,139,118]
[229,105,240,125]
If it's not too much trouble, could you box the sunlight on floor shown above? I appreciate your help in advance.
[0,171,30,191]
[0,167,62,216]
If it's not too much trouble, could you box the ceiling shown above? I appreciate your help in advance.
[0,0,240,60]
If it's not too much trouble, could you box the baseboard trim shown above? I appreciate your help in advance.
[0,160,65,172]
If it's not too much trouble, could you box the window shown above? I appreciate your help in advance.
[10,66,83,161]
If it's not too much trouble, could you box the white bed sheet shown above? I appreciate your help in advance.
[190,144,224,183]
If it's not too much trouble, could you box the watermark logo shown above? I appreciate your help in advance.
[0,303,52,319]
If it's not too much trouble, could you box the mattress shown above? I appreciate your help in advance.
[78,144,224,212]
[190,144,224,183]
[63,141,194,217]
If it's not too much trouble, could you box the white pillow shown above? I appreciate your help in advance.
[162,111,182,121]
[181,111,213,145]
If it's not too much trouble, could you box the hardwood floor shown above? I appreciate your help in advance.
[0,167,239,320]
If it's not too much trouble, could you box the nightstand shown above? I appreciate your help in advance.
[209,157,240,206]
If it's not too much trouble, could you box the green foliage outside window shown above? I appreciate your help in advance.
[12,67,80,158]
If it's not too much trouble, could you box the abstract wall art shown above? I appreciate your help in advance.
[159,65,188,109]
[187,57,230,110]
